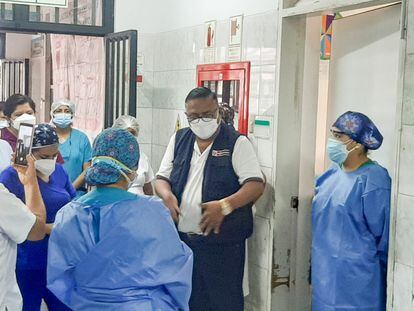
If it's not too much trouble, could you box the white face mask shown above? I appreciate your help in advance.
[119,170,137,189]
[35,158,56,177]
[189,118,220,140]
[12,114,36,130]
[0,120,8,129]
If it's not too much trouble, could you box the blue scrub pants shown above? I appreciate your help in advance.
[16,269,71,311]
[179,233,245,311]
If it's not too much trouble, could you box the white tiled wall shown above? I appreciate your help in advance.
[399,126,414,196]
[407,0,414,56]
[136,10,278,311]
[393,263,413,311]
[389,1,414,308]
[395,195,414,267]
[402,55,414,126]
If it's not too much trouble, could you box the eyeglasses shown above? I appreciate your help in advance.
[185,109,218,124]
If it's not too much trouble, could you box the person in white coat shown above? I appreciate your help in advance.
[112,115,155,196]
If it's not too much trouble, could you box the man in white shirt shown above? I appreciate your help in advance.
[0,155,46,311]
[155,87,264,311]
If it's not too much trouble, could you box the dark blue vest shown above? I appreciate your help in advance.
[170,123,253,244]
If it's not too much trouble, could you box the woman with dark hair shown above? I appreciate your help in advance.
[312,111,391,311]
[47,128,193,311]
[1,94,65,164]
[0,94,36,151]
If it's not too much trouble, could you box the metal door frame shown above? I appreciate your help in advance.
[0,0,114,36]
[104,29,137,128]
[196,61,251,135]
[0,58,29,100]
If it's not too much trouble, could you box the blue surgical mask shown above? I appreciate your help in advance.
[53,113,72,128]
[326,138,351,166]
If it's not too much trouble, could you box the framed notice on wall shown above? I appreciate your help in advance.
[31,35,44,57]
[0,0,68,8]
[227,15,243,62]
[229,15,243,46]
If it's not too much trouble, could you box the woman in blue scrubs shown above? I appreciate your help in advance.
[50,100,92,196]
[0,124,75,311]
[47,128,193,311]
[312,111,391,311]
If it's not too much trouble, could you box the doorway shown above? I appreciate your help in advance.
[316,4,400,176]
[0,0,137,141]
[272,1,403,310]
[1,31,106,140]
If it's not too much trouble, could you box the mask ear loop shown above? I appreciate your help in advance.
[93,156,136,184]
[344,139,361,154]
[119,170,133,184]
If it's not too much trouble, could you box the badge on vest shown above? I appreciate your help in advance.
[212,149,230,157]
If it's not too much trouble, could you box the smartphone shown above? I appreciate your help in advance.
[14,123,35,167]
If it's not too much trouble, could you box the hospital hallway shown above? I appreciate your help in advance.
[0,0,413,310]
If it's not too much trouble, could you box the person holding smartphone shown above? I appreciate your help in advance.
[0,124,75,311]
[0,155,46,311]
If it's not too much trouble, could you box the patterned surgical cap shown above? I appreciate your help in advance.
[333,111,383,150]
[32,124,59,149]
[85,128,140,185]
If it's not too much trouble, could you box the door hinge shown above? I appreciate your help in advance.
[291,196,299,210]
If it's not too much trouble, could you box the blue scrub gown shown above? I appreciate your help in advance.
[312,162,391,311]
[59,129,92,196]
[47,187,193,311]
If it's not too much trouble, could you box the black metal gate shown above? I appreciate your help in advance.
[0,59,29,101]
[104,30,137,128]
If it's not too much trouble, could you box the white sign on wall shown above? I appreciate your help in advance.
[0,0,68,8]
[227,15,243,62]
[229,15,243,45]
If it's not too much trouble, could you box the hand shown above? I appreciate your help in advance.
[200,201,225,236]
[163,193,180,223]
[45,223,53,235]
[13,154,38,186]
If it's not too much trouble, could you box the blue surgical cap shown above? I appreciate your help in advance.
[32,124,59,149]
[85,128,140,185]
[333,111,383,150]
